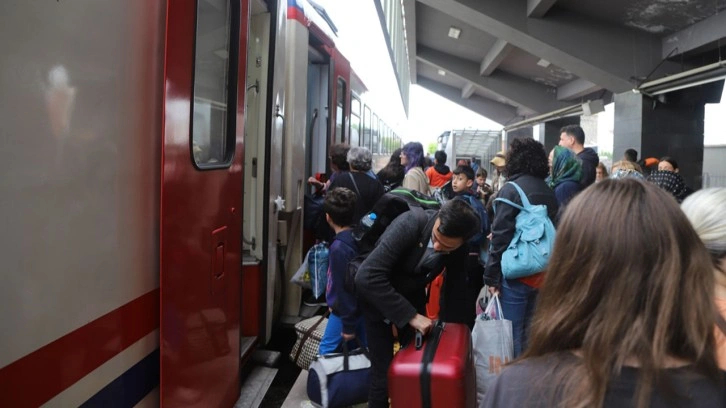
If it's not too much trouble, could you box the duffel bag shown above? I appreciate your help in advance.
[307,343,371,408]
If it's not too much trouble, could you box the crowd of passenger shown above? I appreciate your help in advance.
[303,126,726,407]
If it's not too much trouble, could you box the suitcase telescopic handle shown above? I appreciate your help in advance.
[415,331,424,350]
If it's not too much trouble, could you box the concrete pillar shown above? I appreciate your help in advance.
[537,117,580,154]
[613,81,724,190]
[579,114,599,148]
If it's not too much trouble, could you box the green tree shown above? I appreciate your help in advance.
[427,141,437,155]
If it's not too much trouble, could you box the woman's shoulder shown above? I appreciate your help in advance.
[483,353,574,407]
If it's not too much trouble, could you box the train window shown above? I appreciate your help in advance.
[363,105,371,149]
[371,113,381,154]
[384,126,390,154]
[191,0,239,169]
[350,96,361,147]
[335,77,347,144]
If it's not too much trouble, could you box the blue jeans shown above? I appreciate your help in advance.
[499,278,538,357]
[319,313,368,355]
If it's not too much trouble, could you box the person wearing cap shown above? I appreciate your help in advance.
[490,151,506,194]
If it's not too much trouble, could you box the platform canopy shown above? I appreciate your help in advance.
[402,0,726,125]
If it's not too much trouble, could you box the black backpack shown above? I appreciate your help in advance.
[345,188,440,292]
[431,179,455,205]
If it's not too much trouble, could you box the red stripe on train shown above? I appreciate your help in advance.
[287,5,309,25]
[0,289,159,408]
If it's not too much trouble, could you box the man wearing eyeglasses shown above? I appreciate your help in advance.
[355,199,481,408]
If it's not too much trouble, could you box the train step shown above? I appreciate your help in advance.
[235,366,278,408]
[250,349,282,368]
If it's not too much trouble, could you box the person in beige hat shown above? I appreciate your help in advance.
[490,151,506,194]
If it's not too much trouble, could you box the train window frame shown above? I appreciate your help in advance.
[335,77,347,144]
[189,0,240,170]
[363,105,371,149]
[350,95,361,147]
[372,113,379,154]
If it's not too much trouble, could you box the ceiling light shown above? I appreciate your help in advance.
[536,59,551,68]
[448,26,461,39]
[437,69,446,76]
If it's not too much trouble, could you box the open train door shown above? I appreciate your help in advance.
[161,0,248,406]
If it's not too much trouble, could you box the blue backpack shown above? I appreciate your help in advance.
[494,182,555,279]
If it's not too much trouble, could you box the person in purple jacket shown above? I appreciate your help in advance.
[318,187,367,354]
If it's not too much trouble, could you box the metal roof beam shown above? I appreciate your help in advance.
[417,77,517,125]
[402,0,417,83]
[417,0,668,93]
[527,0,558,18]
[462,83,475,99]
[480,39,514,76]
[662,11,726,59]
[557,78,602,101]
[418,46,563,114]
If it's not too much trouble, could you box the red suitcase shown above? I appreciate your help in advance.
[388,321,476,408]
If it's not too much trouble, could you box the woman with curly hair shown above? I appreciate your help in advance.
[484,138,558,357]
[400,142,430,195]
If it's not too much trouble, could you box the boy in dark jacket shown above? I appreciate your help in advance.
[355,200,481,408]
[318,187,367,354]
[451,165,489,327]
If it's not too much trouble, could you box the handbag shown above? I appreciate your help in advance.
[290,311,330,370]
[307,342,371,408]
[494,182,556,279]
[472,294,513,404]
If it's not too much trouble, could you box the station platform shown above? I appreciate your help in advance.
[280,370,314,408]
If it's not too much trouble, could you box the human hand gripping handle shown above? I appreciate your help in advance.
[409,313,433,335]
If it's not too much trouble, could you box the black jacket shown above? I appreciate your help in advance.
[577,147,599,188]
[355,209,469,328]
[330,171,385,223]
[484,174,558,288]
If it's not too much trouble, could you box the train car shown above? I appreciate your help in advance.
[0,0,403,406]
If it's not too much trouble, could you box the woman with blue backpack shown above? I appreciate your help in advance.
[484,138,559,357]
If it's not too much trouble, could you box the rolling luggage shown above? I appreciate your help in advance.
[388,321,476,408]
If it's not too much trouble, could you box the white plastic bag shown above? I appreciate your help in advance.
[472,294,513,406]
[290,252,311,289]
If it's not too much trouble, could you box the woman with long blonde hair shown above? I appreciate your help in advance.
[483,179,726,407]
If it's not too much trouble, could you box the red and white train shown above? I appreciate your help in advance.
[0,0,402,406]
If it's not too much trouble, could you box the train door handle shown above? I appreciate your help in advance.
[214,243,225,279]
[211,226,228,295]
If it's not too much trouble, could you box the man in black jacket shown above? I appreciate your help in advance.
[559,124,598,188]
[355,199,480,408]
